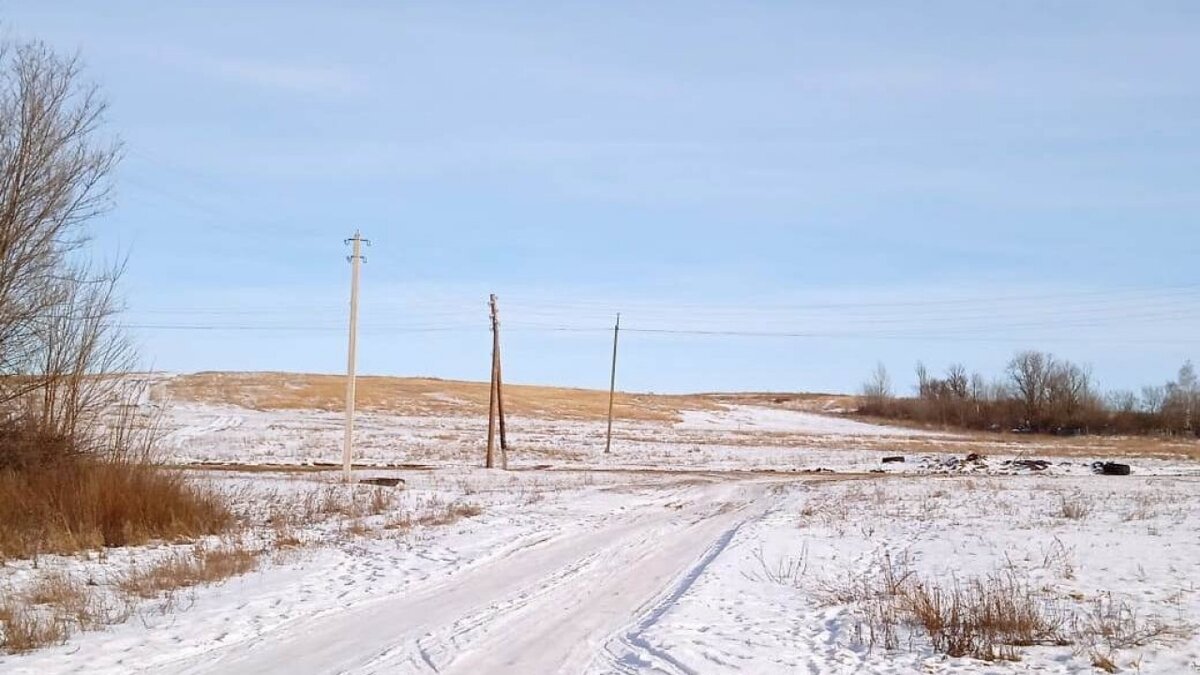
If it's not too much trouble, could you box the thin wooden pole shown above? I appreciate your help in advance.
[486,294,499,468]
[494,296,508,467]
[605,313,620,454]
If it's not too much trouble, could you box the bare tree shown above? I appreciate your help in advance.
[915,361,930,398]
[969,372,987,402]
[1165,361,1198,433]
[1046,360,1092,426]
[861,362,893,414]
[1140,385,1166,416]
[1006,350,1053,428]
[945,363,969,399]
[0,39,127,456]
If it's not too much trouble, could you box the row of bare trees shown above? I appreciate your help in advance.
[860,351,1199,436]
[0,39,135,464]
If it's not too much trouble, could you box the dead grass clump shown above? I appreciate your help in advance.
[344,519,371,537]
[1071,594,1189,673]
[296,485,397,522]
[0,433,233,558]
[812,553,1065,662]
[1056,492,1093,520]
[1072,593,1187,652]
[1090,650,1118,673]
[118,544,259,600]
[904,573,1065,661]
[0,460,233,557]
[1,570,132,653]
[0,599,68,653]
[1122,493,1163,522]
[416,502,482,527]
[808,552,1188,666]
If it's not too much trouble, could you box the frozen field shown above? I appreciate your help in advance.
[160,400,1199,477]
[2,389,1198,674]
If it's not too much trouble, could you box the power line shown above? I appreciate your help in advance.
[116,321,1199,346]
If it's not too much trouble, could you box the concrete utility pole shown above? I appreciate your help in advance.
[605,313,620,454]
[343,231,367,483]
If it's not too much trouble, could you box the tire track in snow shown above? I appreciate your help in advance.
[402,492,762,675]
[598,508,764,675]
[165,481,763,675]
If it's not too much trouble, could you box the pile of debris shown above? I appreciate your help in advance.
[882,453,1134,477]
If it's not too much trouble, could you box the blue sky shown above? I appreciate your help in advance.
[4,1,1198,394]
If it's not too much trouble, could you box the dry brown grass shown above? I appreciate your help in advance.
[416,501,483,527]
[160,372,720,422]
[1072,593,1188,652]
[818,559,1066,661]
[801,551,1191,665]
[0,570,134,654]
[1,542,259,654]
[257,482,482,542]
[0,599,68,653]
[118,543,260,600]
[0,457,234,558]
[903,573,1066,661]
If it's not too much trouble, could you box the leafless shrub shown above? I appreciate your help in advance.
[814,550,915,607]
[0,39,232,560]
[743,544,808,587]
[1071,593,1188,652]
[858,363,893,415]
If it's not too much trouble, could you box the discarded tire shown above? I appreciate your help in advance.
[359,477,405,487]
[1093,462,1131,476]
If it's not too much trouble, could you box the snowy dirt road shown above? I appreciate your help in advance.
[160,478,781,675]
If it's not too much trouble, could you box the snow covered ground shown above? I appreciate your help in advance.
[619,475,1200,674]
[3,397,1198,674]
[158,402,1199,477]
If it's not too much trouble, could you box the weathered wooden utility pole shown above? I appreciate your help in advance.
[605,313,620,454]
[486,294,507,468]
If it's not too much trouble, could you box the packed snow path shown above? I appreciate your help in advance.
[162,479,776,675]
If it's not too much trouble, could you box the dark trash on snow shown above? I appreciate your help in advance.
[359,477,406,488]
[1092,461,1131,476]
[1001,459,1051,471]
